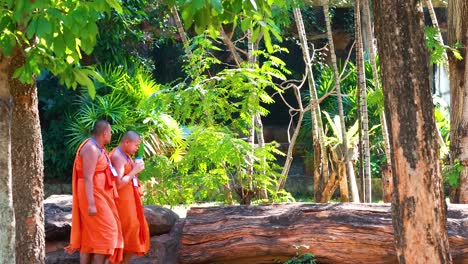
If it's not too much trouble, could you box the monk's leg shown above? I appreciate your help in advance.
[93,254,107,264]
[80,253,92,264]
[122,253,133,264]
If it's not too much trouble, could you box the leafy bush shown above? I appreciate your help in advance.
[283,253,317,264]
[39,74,81,181]
[283,245,317,264]
[142,127,288,206]
[140,36,295,206]
[65,63,182,155]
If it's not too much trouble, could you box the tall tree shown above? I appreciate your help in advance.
[0,54,16,263]
[448,0,468,203]
[291,7,329,201]
[10,47,45,264]
[0,1,121,262]
[374,0,452,262]
[360,0,393,203]
[355,0,372,203]
[323,0,360,202]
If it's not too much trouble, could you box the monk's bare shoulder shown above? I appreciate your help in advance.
[111,150,126,167]
[80,141,99,159]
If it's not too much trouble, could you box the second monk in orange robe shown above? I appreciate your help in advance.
[110,130,150,264]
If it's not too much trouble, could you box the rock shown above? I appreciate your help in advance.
[132,219,185,264]
[144,205,179,236]
[45,249,79,264]
[44,194,180,264]
[44,195,179,241]
[44,195,73,241]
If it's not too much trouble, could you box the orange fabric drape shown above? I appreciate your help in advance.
[65,139,123,263]
[110,149,150,255]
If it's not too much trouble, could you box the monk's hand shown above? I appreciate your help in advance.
[88,205,97,216]
[133,161,145,174]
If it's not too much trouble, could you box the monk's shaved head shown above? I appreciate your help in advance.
[92,119,111,136]
[121,130,140,142]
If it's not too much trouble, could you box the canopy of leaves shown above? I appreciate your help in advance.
[0,0,122,94]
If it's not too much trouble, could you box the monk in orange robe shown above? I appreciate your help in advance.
[65,120,123,264]
[110,130,150,263]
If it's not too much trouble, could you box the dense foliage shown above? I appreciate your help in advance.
[36,0,456,205]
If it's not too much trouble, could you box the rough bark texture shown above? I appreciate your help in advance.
[448,0,468,204]
[9,47,45,264]
[179,203,468,264]
[374,1,452,263]
[361,0,378,203]
[0,54,16,263]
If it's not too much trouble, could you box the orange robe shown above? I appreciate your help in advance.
[110,149,150,255]
[65,139,123,263]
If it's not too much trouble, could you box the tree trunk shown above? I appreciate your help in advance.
[292,8,328,202]
[220,26,243,67]
[360,0,393,203]
[9,47,45,264]
[179,203,468,264]
[322,0,360,202]
[0,54,16,264]
[381,165,393,202]
[280,110,304,183]
[171,5,189,46]
[380,113,393,202]
[448,0,468,204]
[374,1,452,263]
[360,0,374,203]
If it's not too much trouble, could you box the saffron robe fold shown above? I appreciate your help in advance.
[65,139,123,264]
[110,149,150,255]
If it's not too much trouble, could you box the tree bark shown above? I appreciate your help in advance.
[220,26,243,67]
[322,0,360,202]
[360,0,393,203]
[374,1,452,263]
[179,203,468,264]
[0,54,16,264]
[8,47,45,264]
[171,5,189,46]
[356,0,373,203]
[448,0,468,204]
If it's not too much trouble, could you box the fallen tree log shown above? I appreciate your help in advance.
[179,203,468,264]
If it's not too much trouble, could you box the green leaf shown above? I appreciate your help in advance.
[64,32,76,52]
[106,0,123,13]
[240,18,251,32]
[249,0,258,10]
[263,28,273,52]
[210,0,223,13]
[0,32,16,56]
[26,17,38,39]
[53,35,66,55]
[36,17,52,37]
[0,16,13,30]
[193,0,205,11]
[74,69,96,98]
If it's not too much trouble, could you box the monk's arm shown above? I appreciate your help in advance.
[80,143,100,215]
[111,154,144,189]
[112,154,133,189]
